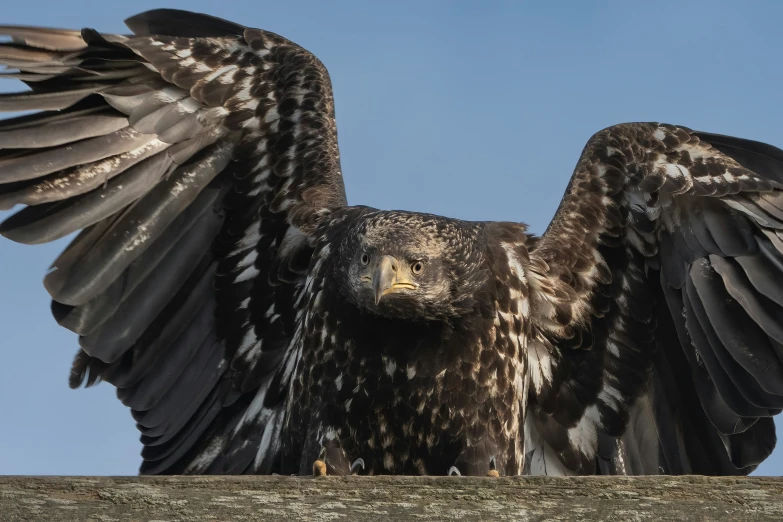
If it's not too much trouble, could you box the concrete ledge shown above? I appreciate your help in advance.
[1,475,782,521]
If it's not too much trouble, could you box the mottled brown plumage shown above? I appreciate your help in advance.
[2,9,783,477]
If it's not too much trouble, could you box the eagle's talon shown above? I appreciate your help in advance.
[313,447,328,476]
[350,457,365,474]
[447,466,462,476]
[487,455,500,477]
[312,459,327,476]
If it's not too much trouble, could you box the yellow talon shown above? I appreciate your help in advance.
[487,456,500,477]
[313,459,327,476]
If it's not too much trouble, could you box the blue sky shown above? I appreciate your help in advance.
[1,1,782,475]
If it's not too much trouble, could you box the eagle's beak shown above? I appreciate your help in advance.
[373,255,416,305]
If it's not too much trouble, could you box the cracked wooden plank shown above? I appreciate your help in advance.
[1,476,782,521]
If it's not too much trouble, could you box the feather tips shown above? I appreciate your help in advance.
[0,8,348,475]
[529,123,783,475]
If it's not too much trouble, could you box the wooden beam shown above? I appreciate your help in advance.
[2,475,782,521]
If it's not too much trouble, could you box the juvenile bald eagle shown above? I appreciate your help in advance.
[2,9,783,476]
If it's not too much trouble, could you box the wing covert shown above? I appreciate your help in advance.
[525,123,783,475]
[0,9,346,474]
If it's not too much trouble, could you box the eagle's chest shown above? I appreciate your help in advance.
[288,311,526,475]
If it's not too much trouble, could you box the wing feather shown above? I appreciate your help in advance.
[527,123,783,474]
[0,9,346,474]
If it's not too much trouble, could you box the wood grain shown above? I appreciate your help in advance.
[2,475,782,521]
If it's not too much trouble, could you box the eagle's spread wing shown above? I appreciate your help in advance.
[0,9,346,474]
[525,123,783,475]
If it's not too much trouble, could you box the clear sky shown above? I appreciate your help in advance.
[1,1,783,475]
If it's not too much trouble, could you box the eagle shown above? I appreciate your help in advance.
[1,9,783,477]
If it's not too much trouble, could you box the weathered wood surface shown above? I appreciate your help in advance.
[1,475,782,521]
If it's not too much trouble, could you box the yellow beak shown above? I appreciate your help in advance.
[373,255,416,305]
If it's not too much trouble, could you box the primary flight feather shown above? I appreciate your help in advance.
[2,9,783,476]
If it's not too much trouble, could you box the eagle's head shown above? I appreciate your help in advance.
[335,210,488,321]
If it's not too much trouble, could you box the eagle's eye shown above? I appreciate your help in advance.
[411,261,424,275]
[360,252,370,266]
